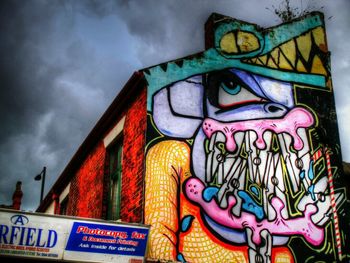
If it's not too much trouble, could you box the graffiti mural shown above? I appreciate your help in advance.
[144,12,350,263]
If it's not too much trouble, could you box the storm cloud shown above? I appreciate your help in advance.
[0,0,349,211]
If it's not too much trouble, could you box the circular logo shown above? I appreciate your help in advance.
[11,215,29,225]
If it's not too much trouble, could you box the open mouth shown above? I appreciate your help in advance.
[183,106,345,248]
[202,107,318,220]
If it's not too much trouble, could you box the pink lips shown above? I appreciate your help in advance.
[203,107,314,152]
[185,177,324,247]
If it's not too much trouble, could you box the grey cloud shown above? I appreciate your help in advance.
[116,0,350,162]
[114,0,293,66]
[1,0,349,210]
[0,0,134,210]
[321,0,350,161]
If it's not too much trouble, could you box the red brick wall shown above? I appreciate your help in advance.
[69,141,106,218]
[67,84,147,222]
[120,86,147,223]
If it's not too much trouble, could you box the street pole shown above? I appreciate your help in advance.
[35,166,46,205]
[40,166,46,203]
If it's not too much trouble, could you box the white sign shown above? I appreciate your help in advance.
[0,209,149,262]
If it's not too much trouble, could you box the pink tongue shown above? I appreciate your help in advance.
[203,107,314,152]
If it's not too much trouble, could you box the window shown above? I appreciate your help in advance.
[107,137,123,220]
[60,196,69,215]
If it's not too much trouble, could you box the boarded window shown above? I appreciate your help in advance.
[59,196,69,215]
[107,137,123,220]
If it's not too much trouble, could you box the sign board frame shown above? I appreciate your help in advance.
[0,208,150,263]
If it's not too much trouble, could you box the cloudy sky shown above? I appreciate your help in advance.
[1,0,349,211]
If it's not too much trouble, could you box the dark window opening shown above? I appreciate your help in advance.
[60,196,69,215]
[107,137,123,220]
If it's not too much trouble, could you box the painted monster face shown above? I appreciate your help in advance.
[146,13,348,263]
[152,68,333,246]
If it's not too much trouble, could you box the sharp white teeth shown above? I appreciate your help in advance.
[231,161,247,216]
[245,131,258,182]
[217,159,225,185]
[217,158,245,208]
[262,152,273,186]
[208,130,217,150]
[258,131,272,184]
[299,153,311,184]
[296,128,310,156]
[296,128,312,187]
[313,192,345,226]
[205,135,215,183]
[273,153,288,219]
[206,132,222,183]
[204,123,325,227]
[262,153,288,220]
[206,131,231,184]
[278,133,301,192]
[297,177,328,211]
[278,129,314,194]
[297,176,345,226]
[233,132,245,156]
[218,154,235,185]
[263,152,274,220]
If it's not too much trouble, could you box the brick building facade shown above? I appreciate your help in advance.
[37,13,350,263]
[37,72,147,225]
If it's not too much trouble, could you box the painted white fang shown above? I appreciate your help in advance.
[273,153,289,219]
[246,131,258,182]
[296,128,310,156]
[205,149,214,183]
[278,133,301,192]
[297,128,312,189]
[221,156,235,185]
[263,153,288,220]
[217,157,245,208]
[297,177,328,211]
[299,191,344,226]
[295,177,347,225]
[231,160,247,216]
[314,192,345,226]
[206,132,225,183]
[246,228,272,263]
[217,161,226,185]
[233,132,245,156]
[258,131,273,183]
[262,152,274,187]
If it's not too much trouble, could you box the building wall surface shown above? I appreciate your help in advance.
[68,140,106,218]
[120,86,147,223]
[66,85,147,222]
[38,12,350,263]
[143,12,350,263]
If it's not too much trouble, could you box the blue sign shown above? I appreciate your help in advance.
[65,222,149,257]
[1,214,58,249]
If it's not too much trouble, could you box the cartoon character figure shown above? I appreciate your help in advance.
[144,13,348,263]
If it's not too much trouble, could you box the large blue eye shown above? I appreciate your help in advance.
[221,82,241,95]
[206,69,265,108]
